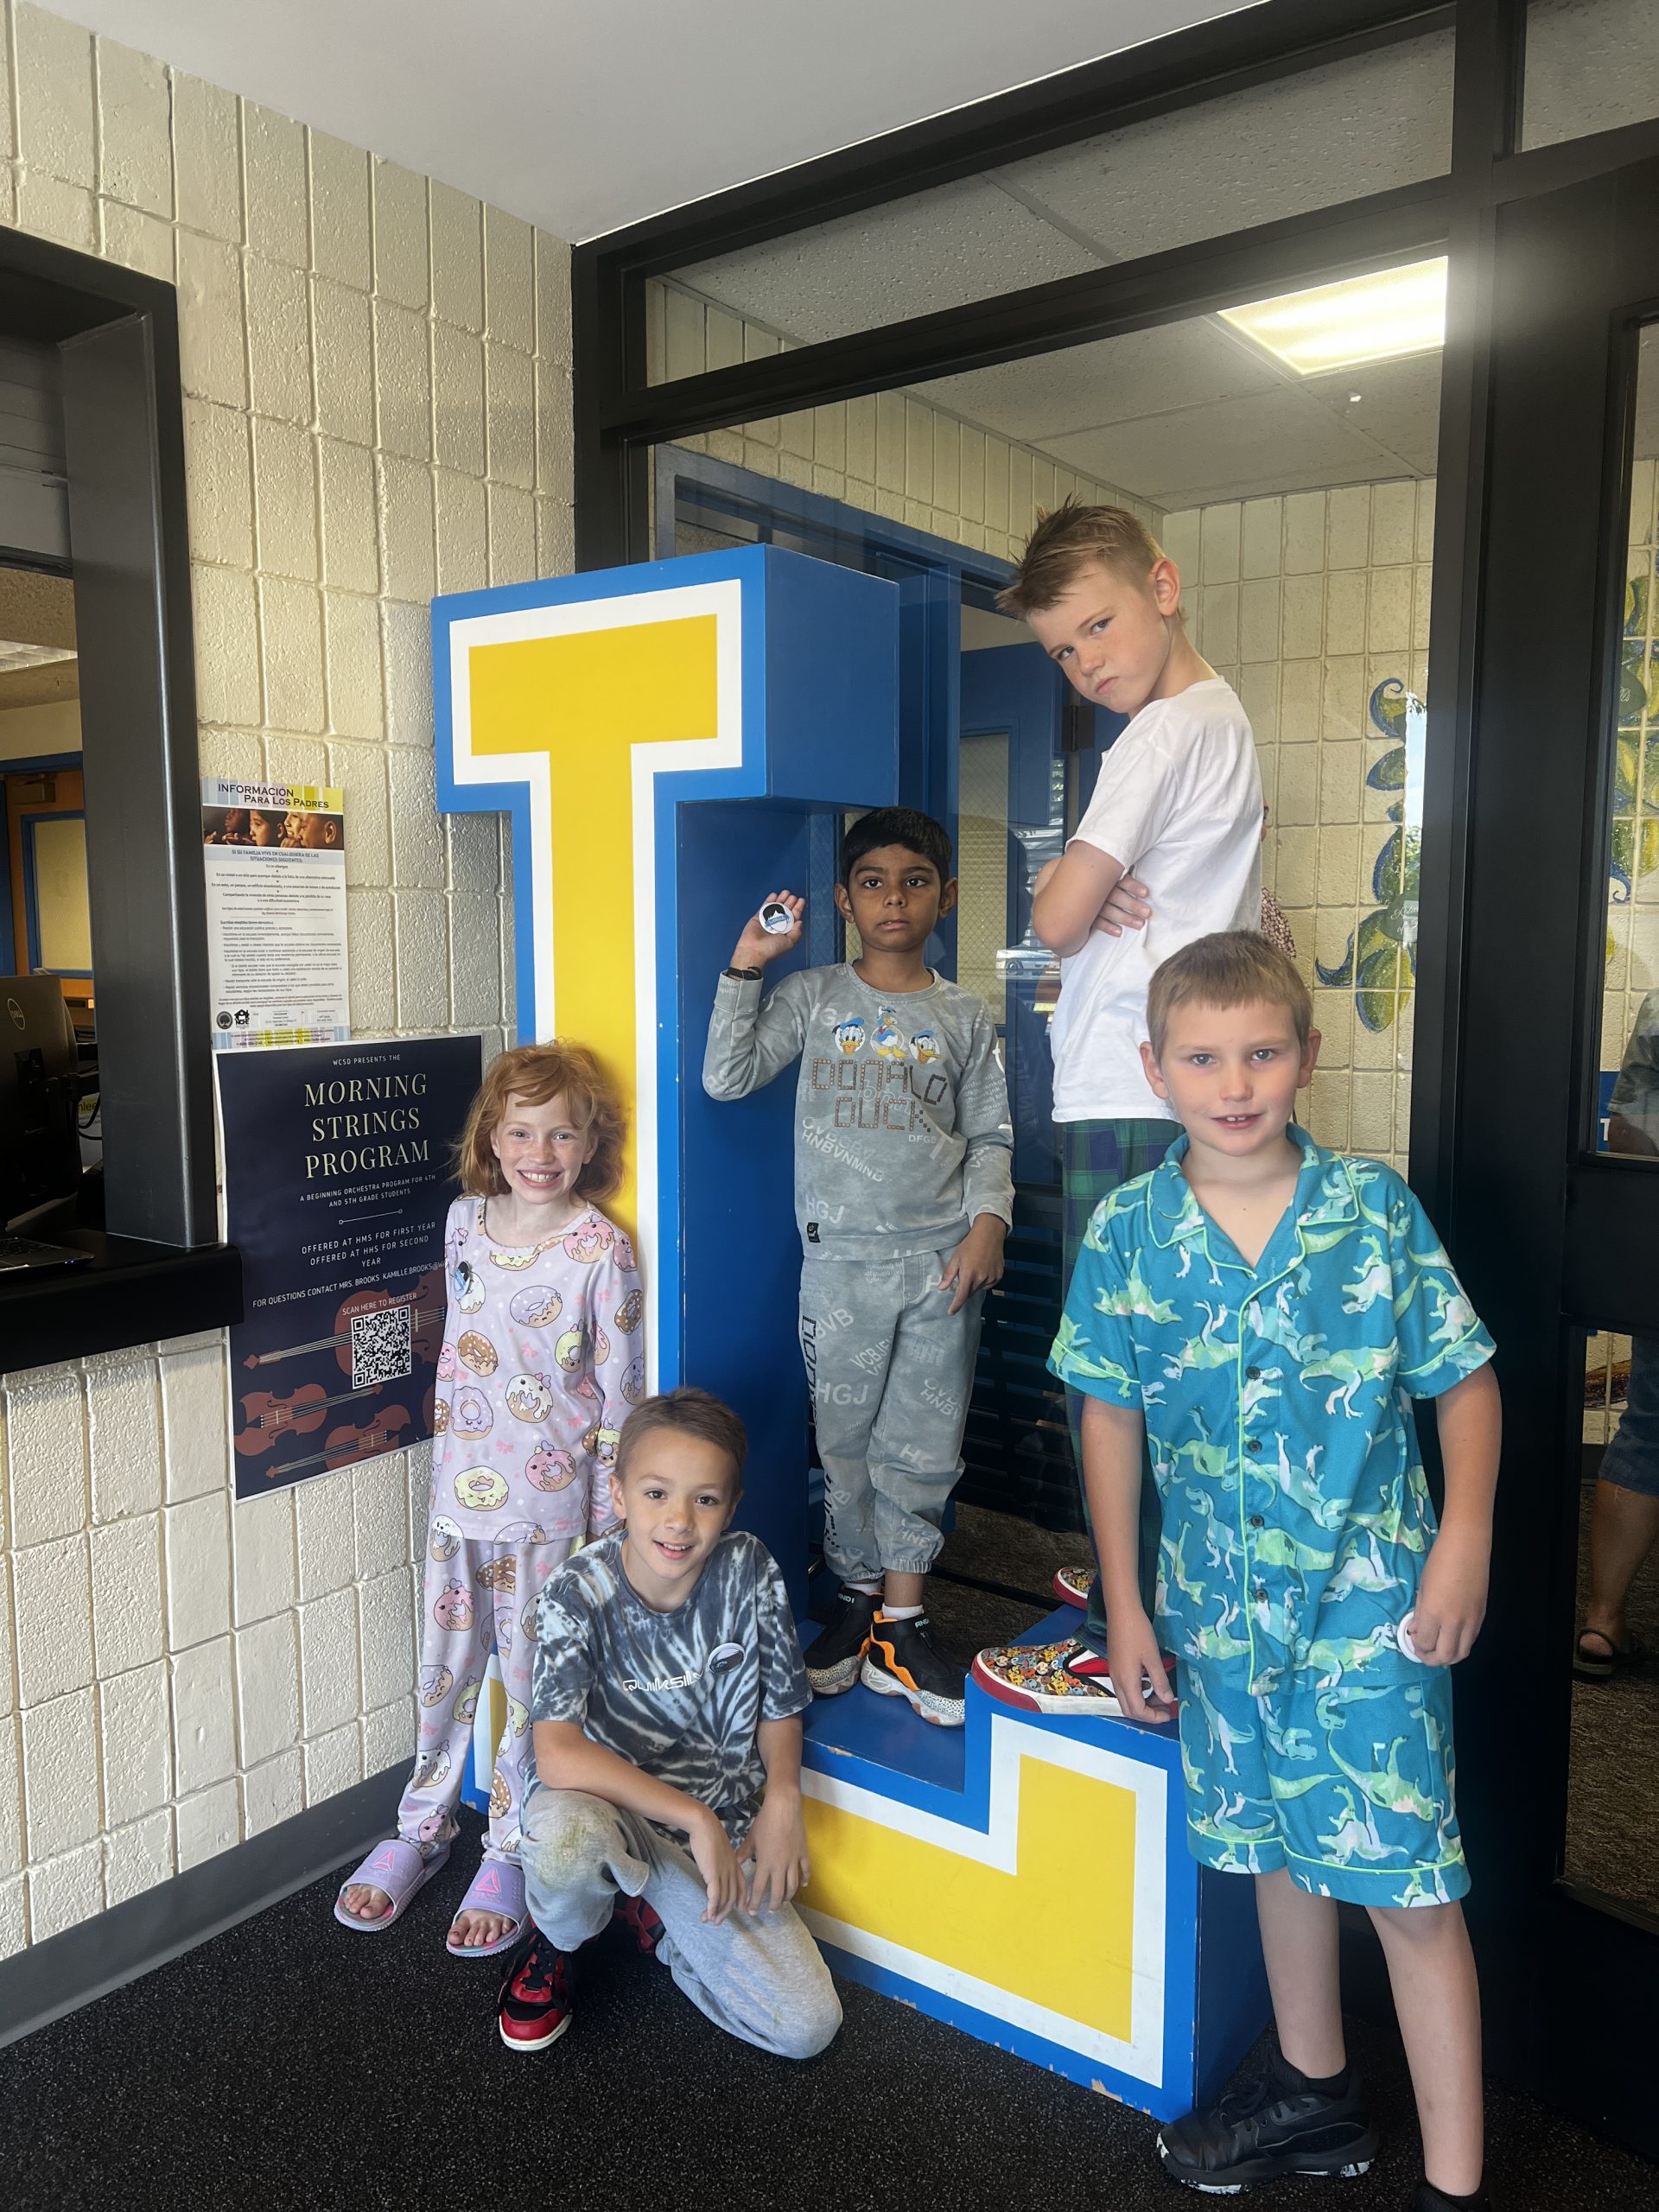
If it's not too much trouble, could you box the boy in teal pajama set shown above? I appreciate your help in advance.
[1054,932,1501,2212]
[1058,1125,1490,1906]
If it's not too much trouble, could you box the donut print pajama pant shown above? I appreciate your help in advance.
[396,1534,573,1866]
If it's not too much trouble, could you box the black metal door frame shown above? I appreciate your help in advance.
[570,0,1659,2158]
[1446,156,1659,2160]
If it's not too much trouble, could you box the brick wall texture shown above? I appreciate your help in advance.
[0,2,573,1956]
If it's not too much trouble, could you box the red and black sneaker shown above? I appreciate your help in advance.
[497,1928,574,2053]
[613,1891,664,1956]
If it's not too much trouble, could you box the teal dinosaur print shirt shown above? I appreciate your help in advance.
[1051,1127,1495,1698]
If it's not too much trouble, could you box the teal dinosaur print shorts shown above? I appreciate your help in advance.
[1050,1124,1496,1910]
[1179,1647,1466,1907]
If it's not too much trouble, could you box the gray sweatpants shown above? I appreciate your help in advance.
[519,1788,841,2061]
[799,1248,985,1585]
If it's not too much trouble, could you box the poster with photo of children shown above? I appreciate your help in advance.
[201,777,349,1049]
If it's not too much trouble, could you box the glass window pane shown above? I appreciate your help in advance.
[647,29,1452,376]
[664,259,1441,1177]
[1597,328,1659,1157]
[1522,0,1659,149]
[1570,1327,1659,1919]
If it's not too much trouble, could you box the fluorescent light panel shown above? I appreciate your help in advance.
[1219,257,1447,376]
[0,640,75,672]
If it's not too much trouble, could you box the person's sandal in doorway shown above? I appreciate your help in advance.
[446,1856,526,1958]
[334,1837,449,1932]
[1573,1627,1650,1681]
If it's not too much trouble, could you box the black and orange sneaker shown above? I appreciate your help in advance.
[497,1927,574,2054]
[613,1891,664,1956]
[804,1586,882,1695]
[861,1611,965,1727]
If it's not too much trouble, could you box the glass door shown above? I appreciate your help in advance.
[1450,156,1659,2160]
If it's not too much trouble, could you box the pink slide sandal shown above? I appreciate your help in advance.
[446,1857,526,1958]
[334,1837,448,1932]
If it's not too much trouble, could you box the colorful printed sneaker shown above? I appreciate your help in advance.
[613,1891,664,1956]
[804,1586,882,1695]
[971,1635,1128,1717]
[1053,1565,1096,1611]
[1156,2048,1377,2191]
[496,1928,575,2053]
[861,1612,965,1726]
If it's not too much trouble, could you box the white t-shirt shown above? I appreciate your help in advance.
[1050,677,1262,1122]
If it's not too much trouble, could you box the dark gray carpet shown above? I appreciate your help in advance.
[2,1821,1653,2212]
[3,1505,1651,2209]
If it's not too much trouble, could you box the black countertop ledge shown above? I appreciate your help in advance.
[0,1233,242,1374]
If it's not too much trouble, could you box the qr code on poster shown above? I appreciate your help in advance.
[350,1304,412,1391]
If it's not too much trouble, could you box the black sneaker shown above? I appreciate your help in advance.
[497,1928,575,2053]
[1414,2184,1491,2211]
[861,1611,965,1727]
[1156,2044,1377,2191]
[804,1586,882,1695]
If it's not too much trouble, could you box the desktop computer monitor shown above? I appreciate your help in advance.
[0,976,80,1231]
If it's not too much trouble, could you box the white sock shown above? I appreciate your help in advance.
[882,1602,923,1620]
[849,1580,881,1597]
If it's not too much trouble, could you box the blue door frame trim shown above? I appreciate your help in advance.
[21,808,92,976]
[653,444,1024,980]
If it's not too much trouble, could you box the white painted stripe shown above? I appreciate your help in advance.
[802,1713,1167,2083]
[444,578,745,1401]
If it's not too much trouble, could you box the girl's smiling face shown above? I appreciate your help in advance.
[489,1091,596,1210]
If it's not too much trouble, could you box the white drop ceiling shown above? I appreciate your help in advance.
[911,331,1445,511]
[51,0,1265,242]
[670,27,1456,511]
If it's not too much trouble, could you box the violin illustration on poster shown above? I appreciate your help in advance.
[216,1036,483,1498]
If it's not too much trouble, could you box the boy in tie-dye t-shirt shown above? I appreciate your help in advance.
[499,1389,841,2062]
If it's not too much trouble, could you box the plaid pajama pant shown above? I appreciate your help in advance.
[1062,1118,1178,1657]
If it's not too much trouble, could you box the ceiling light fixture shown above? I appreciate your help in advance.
[1219,257,1447,376]
[0,640,76,673]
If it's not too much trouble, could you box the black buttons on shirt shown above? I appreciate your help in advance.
[1246,1365,1261,1380]
[1249,1515,1265,1529]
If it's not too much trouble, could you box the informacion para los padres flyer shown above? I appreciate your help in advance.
[200,778,349,1048]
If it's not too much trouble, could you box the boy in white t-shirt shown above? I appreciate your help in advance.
[971,501,1262,1718]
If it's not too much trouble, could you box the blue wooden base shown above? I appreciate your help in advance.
[798,1605,1268,2121]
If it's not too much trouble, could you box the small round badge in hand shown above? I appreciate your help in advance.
[758,899,795,936]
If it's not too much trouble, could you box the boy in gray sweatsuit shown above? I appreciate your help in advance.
[702,806,1014,1727]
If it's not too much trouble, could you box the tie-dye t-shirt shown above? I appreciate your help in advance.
[529,1529,809,1841]
[430,1197,645,1546]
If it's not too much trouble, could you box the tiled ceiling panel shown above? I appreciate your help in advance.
[912,319,1281,440]
[674,179,1103,346]
[998,29,1453,265]
[1045,383,1433,509]
[1303,353,1443,478]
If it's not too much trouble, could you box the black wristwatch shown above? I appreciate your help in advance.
[722,965,763,981]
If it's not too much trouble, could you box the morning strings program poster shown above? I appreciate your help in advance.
[217,1036,482,1498]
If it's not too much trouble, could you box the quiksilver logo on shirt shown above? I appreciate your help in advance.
[621,1668,701,1692]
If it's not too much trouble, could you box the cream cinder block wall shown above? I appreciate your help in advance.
[1165,480,1435,1178]
[0,2,573,1958]
[0,695,79,758]
[647,277,1160,559]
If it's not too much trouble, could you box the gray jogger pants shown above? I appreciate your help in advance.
[799,1248,985,1584]
[519,1788,841,2060]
